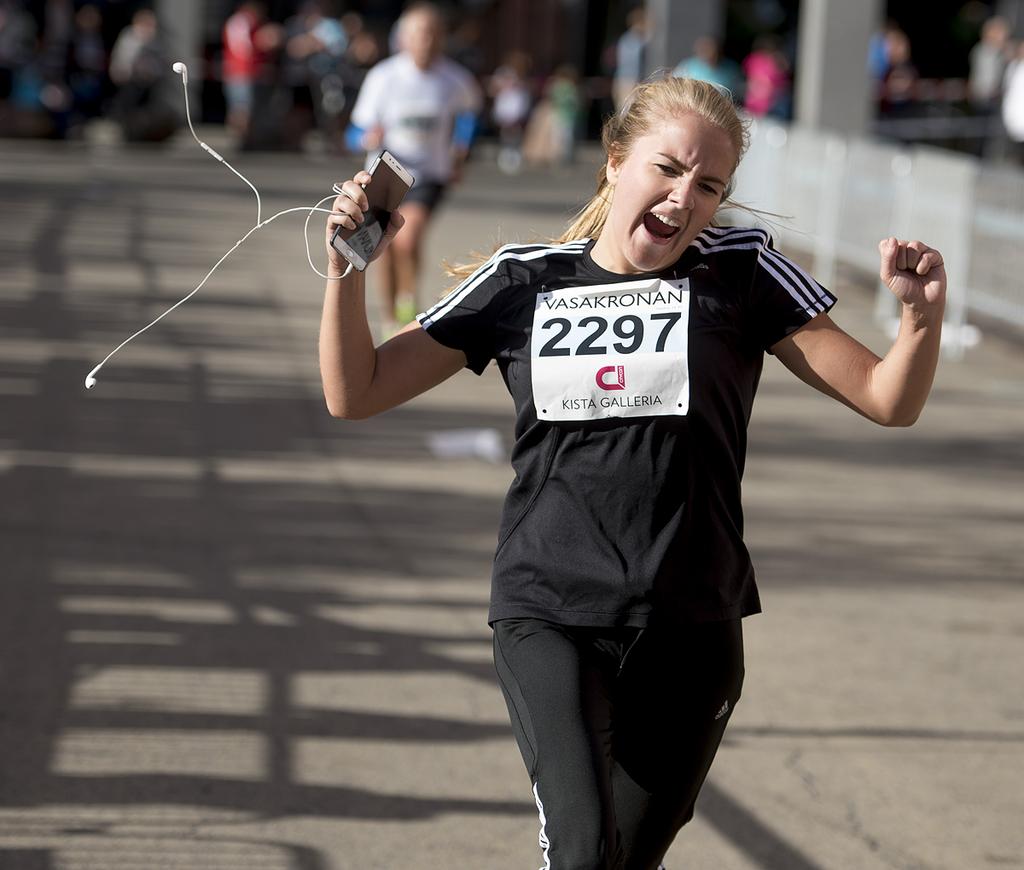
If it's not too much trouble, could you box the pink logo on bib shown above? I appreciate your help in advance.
[596,365,626,390]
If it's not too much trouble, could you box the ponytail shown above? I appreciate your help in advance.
[556,167,614,244]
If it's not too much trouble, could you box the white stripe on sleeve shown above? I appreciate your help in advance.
[419,240,588,328]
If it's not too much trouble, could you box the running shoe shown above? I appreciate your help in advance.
[394,296,417,326]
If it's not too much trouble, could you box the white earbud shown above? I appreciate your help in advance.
[83,58,349,391]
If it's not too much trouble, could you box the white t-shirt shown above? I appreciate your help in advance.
[350,53,482,184]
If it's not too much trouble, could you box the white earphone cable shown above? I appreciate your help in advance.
[85,62,354,390]
[175,61,263,226]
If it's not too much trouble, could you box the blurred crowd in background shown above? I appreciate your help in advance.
[1,0,1023,166]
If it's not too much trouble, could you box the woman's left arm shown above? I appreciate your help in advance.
[771,237,946,427]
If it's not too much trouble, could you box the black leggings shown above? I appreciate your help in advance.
[492,617,744,870]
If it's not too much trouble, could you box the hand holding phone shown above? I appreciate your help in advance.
[329,151,415,272]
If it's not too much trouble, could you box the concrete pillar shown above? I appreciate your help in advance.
[644,0,725,77]
[996,0,1024,34]
[794,0,883,136]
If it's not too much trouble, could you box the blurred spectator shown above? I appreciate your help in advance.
[333,12,379,135]
[0,1,44,136]
[613,7,647,109]
[282,0,347,149]
[222,1,282,141]
[108,8,176,141]
[968,15,1011,110]
[0,0,35,102]
[342,12,381,77]
[67,4,107,129]
[523,64,580,167]
[878,27,918,119]
[868,19,901,82]
[673,35,741,100]
[6,51,51,137]
[969,15,1013,158]
[109,8,162,88]
[742,35,790,119]
[490,50,532,174]
[1002,41,1024,164]
[284,1,346,83]
[548,64,580,162]
[447,16,484,77]
[4,0,77,138]
[346,1,482,333]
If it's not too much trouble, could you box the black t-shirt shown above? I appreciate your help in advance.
[418,226,836,627]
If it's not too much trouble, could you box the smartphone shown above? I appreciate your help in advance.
[331,150,415,271]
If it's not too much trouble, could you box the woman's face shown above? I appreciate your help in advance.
[592,113,736,275]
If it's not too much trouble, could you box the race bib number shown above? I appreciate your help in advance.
[531,278,690,421]
[387,100,442,153]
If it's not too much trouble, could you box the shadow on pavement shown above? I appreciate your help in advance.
[3,141,1021,870]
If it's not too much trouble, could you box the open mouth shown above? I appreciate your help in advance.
[642,211,681,242]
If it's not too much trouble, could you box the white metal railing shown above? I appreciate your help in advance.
[728,116,1024,358]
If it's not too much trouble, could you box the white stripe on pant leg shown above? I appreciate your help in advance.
[532,781,551,870]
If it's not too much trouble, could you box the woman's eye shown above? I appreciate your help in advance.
[656,164,676,176]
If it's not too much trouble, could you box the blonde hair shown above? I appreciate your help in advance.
[446,75,749,284]
[558,75,748,243]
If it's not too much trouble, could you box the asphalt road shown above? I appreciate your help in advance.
[0,129,1021,870]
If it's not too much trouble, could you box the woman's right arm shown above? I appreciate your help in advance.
[319,271,466,419]
[319,174,466,420]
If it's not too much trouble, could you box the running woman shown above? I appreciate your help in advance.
[320,76,946,869]
[345,2,481,334]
